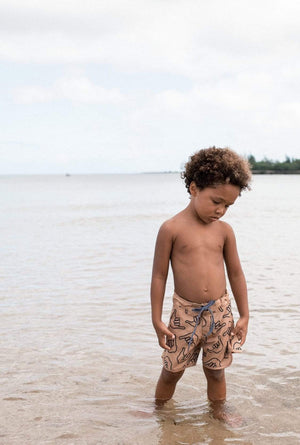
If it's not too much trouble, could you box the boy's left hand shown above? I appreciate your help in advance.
[232,317,248,346]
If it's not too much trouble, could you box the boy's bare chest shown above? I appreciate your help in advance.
[174,227,224,255]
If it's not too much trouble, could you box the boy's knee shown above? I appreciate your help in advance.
[204,367,225,382]
[161,368,184,384]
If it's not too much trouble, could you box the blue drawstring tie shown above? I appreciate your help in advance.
[188,300,215,350]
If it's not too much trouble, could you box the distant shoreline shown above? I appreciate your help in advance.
[1,170,299,176]
[143,170,300,175]
[251,170,300,174]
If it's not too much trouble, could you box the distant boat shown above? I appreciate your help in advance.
[65,173,71,177]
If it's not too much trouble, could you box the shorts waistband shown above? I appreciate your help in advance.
[173,290,228,307]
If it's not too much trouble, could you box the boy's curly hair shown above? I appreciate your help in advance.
[182,147,251,194]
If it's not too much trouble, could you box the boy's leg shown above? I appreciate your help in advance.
[203,366,242,426]
[203,366,226,401]
[155,367,185,405]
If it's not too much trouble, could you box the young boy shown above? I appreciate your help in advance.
[151,147,251,420]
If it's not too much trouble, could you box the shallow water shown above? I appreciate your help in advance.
[0,174,299,444]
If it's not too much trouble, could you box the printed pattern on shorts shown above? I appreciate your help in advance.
[162,292,241,372]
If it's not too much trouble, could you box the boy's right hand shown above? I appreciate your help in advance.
[153,321,175,350]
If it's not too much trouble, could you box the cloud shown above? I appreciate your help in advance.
[13,76,126,104]
[1,0,300,173]
[1,0,299,78]
[128,67,298,128]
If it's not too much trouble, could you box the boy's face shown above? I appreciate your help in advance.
[189,182,240,224]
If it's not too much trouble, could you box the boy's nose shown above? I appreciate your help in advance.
[216,207,225,215]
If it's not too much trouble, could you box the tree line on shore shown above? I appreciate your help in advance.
[248,155,300,172]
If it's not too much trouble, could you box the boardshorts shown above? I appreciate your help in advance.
[162,292,242,373]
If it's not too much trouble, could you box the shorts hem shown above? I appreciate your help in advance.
[202,356,233,371]
[162,358,233,373]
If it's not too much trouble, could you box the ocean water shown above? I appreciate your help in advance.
[0,173,299,445]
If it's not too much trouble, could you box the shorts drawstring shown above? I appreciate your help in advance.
[187,300,215,350]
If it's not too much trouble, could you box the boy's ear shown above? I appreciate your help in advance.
[189,181,197,196]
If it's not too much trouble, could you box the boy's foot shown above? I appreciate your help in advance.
[209,400,244,427]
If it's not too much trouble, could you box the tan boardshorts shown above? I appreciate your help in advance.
[162,292,242,373]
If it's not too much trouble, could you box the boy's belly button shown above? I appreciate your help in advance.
[204,288,208,292]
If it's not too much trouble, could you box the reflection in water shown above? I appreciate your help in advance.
[155,400,253,445]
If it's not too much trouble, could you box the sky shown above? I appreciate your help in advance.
[1,0,300,174]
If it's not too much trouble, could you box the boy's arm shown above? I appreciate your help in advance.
[223,223,249,345]
[151,222,175,350]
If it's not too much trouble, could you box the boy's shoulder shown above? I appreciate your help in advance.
[159,214,235,240]
[218,220,233,231]
[215,220,235,235]
[161,214,234,229]
[158,211,186,236]
[159,213,181,230]
[218,221,236,242]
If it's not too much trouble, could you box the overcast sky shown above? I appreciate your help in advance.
[1,0,300,173]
